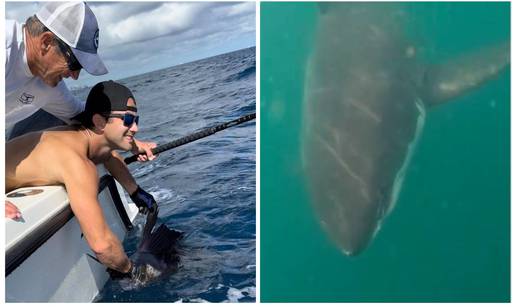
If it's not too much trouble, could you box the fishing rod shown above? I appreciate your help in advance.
[124,112,256,165]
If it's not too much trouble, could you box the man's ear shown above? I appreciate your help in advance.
[39,32,54,55]
[92,114,107,131]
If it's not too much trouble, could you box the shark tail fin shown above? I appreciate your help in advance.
[421,41,509,107]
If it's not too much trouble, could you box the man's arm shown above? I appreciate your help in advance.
[62,155,131,273]
[103,151,158,214]
[103,151,138,194]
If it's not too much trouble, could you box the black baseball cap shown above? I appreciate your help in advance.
[75,80,137,126]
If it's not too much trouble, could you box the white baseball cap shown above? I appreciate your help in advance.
[36,2,108,75]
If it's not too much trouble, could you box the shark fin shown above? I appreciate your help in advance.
[421,41,509,107]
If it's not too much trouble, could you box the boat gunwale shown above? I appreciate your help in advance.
[5,174,132,276]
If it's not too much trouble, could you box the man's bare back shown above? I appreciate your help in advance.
[6,126,94,192]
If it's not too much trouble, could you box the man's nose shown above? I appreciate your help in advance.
[130,122,139,133]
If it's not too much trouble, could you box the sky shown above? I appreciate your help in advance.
[6,1,256,89]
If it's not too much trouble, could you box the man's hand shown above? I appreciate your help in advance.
[132,139,157,162]
[107,262,158,285]
[130,186,158,214]
[5,201,22,220]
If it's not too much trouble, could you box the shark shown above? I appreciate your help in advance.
[302,3,509,256]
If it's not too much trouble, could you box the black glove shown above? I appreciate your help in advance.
[130,186,157,214]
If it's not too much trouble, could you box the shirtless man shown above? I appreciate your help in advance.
[6,80,155,277]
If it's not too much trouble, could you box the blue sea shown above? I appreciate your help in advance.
[73,47,256,302]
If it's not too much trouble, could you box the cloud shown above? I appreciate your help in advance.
[214,2,255,17]
[89,2,164,21]
[6,1,255,87]
[91,2,206,47]
[86,2,254,48]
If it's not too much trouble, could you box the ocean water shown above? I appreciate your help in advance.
[73,47,256,302]
[261,3,509,302]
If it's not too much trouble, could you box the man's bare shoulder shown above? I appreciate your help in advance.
[61,150,97,177]
[38,126,89,153]
[7,128,86,163]
[8,126,84,148]
[5,127,93,192]
[57,141,98,188]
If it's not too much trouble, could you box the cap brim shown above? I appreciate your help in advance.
[72,48,108,76]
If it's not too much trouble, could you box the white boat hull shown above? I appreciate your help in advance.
[6,167,138,302]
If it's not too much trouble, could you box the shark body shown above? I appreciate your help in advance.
[302,3,509,255]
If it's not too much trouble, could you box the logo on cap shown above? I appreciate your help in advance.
[94,29,99,49]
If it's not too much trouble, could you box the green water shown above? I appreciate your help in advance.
[260,2,510,302]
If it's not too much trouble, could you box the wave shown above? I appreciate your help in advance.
[224,65,256,82]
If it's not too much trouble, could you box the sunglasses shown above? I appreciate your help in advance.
[55,37,83,72]
[105,113,139,127]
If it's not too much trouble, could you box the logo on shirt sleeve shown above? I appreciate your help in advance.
[19,93,35,104]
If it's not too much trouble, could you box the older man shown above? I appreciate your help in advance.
[6,2,156,218]
[6,2,103,127]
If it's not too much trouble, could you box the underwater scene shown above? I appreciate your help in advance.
[260,2,509,302]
